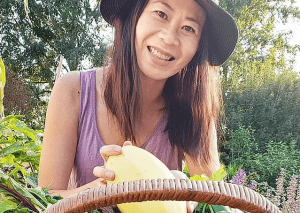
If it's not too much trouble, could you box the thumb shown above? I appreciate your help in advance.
[187,201,198,213]
[123,141,132,146]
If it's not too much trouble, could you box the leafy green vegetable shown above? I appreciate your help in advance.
[183,164,232,212]
[0,199,17,212]
[190,167,227,182]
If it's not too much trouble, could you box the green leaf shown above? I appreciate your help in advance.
[0,170,9,180]
[0,154,15,165]
[183,161,190,177]
[0,199,17,212]
[18,208,37,213]
[7,124,37,142]
[7,163,28,177]
[0,142,24,156]
[28,187,49,206]
[211,167,227,181]
[7,176,46,211]
[190,167,227,182]
[25,176,38,188]
[0,58,5,87]
[212,205,231,212]
[0,115,25,125]
[190,174,210,181]
[208,204,215,213]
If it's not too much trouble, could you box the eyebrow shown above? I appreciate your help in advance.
[152,0,202,27]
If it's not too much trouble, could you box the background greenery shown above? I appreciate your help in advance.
[1,0,300,212]
[0,0,108,130]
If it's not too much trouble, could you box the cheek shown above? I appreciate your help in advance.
[183,40,199,61]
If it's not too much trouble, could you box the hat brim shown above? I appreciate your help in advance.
[195,0,238,65]
[100,0,238,66]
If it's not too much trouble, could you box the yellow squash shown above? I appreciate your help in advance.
[106,145,187,213]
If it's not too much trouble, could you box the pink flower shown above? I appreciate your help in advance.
[231,169,247,186]
[249,181,256,190]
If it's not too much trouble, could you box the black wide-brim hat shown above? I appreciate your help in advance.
[100,0,238,66]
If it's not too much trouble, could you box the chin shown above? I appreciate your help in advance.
[141,69,180,82]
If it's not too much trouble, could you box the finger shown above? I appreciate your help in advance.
[123,141,132,146]
[186,201,198,213]
[100,145,123,162]
[171,170,189,179]
[89,177,108,188]
[93,166,115,181]
[96,178,107,187]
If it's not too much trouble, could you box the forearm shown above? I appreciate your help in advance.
[206,154,221,177]
[48,185,88,198]
[48,179,105,198]
[185,135,221,177]
[206,121,221,176]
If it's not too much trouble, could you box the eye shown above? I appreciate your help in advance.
[155,11,168,20]
[183,26,195,33]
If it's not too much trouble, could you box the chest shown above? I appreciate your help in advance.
[95,104,164,147]
[94,86,163,147]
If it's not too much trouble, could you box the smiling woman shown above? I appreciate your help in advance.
[38,0,238,212]
[135,0,206,81]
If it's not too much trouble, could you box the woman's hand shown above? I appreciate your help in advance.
[93,141,133,184]
[171,170,198,213]
[93,144,197,212]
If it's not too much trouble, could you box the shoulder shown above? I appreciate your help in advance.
[54,70,81,102]
[54,67,106,100]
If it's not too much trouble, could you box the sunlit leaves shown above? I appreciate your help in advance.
[0,58,6,118]
[0,115,43,178]
[221,0,300,93]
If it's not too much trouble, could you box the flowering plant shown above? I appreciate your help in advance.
[231,169,257,190]
[266,168,300,213]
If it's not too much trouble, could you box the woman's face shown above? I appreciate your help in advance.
[135,0,206,82]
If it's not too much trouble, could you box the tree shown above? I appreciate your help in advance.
[0,0,108,129]
[217,0,300,152]
[3,68,33,114]
[220,0,300,93]
[224,74,300,152]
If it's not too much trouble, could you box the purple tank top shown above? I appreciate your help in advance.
[69,70,183,188]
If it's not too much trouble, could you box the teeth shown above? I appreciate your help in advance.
[149,47,172,61]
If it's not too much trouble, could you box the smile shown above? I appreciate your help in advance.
[148,46,175,61]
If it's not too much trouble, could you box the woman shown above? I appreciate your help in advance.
[38,0,238,212]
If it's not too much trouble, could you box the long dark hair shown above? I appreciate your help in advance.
[103,0,222,169]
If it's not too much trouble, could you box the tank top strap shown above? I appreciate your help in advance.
[77,70,97,139]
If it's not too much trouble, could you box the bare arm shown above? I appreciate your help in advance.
[39,71,130,198]
[47,179,106,198]
[185,121,220,177]
[38,71,85,196]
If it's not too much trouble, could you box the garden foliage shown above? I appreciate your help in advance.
[0,0,108,130]
[0,110,65,212]
[221,126,300,190]
[269,168,300,213]
[1,0,300,212]
[221,0,300,92]
[224,78,300,152]
[0,58,63,212]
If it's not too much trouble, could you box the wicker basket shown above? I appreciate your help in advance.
[44,179,281,213]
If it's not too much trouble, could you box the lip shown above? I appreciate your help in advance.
[147,46,175,60]
[147,46,172,66]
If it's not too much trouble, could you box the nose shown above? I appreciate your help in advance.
[158,27,180,46]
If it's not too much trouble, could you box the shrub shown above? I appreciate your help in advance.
[224,80,300,152]
[0,57,64,212]
[221,126,300,189]
[0,114,65,212]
